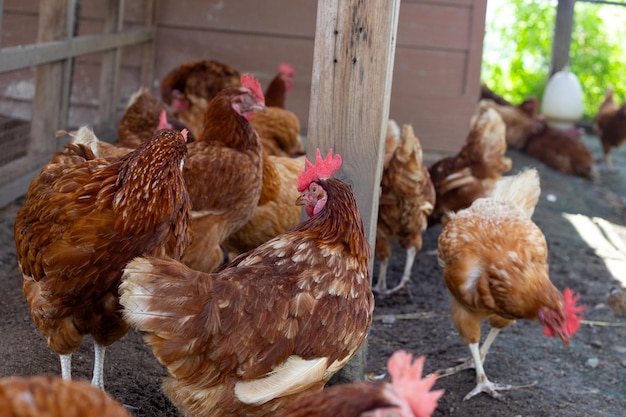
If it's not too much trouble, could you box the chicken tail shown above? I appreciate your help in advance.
[119,256,204,335]
[491,168,540,218]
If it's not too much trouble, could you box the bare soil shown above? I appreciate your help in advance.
[1,134,625,417]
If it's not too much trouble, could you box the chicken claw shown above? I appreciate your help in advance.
[463,379,512,401]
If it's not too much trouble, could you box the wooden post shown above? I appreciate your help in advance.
[98,0,125,127]
[139,0,157,89]
[550,0,575,75]
[307,0,400,383]
[30,0,71,155]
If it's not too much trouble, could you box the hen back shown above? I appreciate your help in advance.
[14,129,190,356]
[0,376,131,417]
[428,102,512,224]
[120,176,374,417]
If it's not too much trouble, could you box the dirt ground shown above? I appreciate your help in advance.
[1,133,625,417]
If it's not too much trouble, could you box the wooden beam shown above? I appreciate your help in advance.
[58,0,79,131]
[0,28,155,73]
[307,0,400,382]
[139,0,157,89]
[550,0,575,75]
[29,0,70,155]
[98,0,125,127]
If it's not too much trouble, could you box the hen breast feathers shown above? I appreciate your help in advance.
[119,177,374,417]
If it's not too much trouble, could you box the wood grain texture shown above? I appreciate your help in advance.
[307,0,400,268]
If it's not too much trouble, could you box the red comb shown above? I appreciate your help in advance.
[240,73,265,104]
[278,63,295,76]
[563,288,586,336]
[297,149,342,192]
[387,351,444,417]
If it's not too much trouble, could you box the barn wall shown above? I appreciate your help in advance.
[0,0,486,152]
[153,0,486,152]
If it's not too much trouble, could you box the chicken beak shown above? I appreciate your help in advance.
[295,194,305,206]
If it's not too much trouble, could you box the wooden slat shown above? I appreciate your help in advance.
[0,27,155,72]
[389,95,478,152]
[397,2,470,50]
[0,0,4,44]
[98,0,124,126]
[139,0,156,88]
[157,0,317,38]
[59,0,78,131]
[392,48,467,96]
[464,0,487,98]
[29,0,70,154]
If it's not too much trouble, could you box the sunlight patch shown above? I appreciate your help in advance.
[562,213,626,284]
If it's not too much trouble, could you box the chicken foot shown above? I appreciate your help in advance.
[436,327,501,378]
[372,247,416,295]
[463,342,511,401]
[60,353,72,380]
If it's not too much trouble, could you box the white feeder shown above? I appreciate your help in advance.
[541,67,584,130]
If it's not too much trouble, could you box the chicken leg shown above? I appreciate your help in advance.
[437,327,501,377]
[92,342,106,389]
[463,342,512,401]
[60,354,72,380]
[373,247,416,295]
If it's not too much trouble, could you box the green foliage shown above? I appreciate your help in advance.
[482,0,626,120]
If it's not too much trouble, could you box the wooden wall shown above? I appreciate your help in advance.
[0,0,486,152]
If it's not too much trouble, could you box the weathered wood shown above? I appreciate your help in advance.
[29,0,70,154]
[98,0,124,126]
[307,0,400,383]
[397,2,470,50]
[139,0,156,89]
[0,28,155,72]
[464,0,487,98]
[551,0,575,75]
[59,0,78,131]
[308,0,399,254]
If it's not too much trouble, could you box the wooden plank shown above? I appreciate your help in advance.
[98,0,125,126]
[392,48,467,95]
[308,0,400,260]
[464,0,487,98]
[156,0,317,38]
[397,2,470,50]
[307,0,400,385]
[30,0,70,155]
[0,28,155,72]
[403,0,472,5]
[388,95,478,152]
[59,0,78,131]
[139,0,156,88]
[0,12,39,47]
[0,0,4,44]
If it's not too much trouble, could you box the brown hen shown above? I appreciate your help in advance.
[437,169,585,400]
[428,103,512,224]
[593,89,626,172]
[0,375,131,417]
[14,128,191,389]
[373,121,435,295]
[119,149,374,417]
[180,74,265,273]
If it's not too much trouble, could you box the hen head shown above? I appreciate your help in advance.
[278,63,295,91]
[539,288,586,346]
[296,149,342,217]
[233,74,266,119]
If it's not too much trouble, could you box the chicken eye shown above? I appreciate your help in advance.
[311,185,318,193]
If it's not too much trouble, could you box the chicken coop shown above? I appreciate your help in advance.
[0,0,487,210]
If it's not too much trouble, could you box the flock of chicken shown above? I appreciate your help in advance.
[6,58,624,416]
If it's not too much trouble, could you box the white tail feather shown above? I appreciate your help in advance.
[491,168,540,218]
